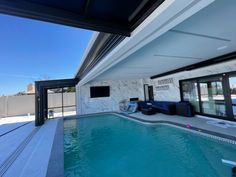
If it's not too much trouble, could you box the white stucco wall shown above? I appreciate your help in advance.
[143,60,236,102]
[76,79,144,115]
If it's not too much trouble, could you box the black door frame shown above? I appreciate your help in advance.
[143,84,154,101]
[148,85,154,101]
[35,78,79,126]
[179,70,236,121]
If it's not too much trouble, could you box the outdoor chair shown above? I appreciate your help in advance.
[124,102,138,114]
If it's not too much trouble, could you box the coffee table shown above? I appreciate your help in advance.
[141,108,156,115]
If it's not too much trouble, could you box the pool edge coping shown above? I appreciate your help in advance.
[46,118,64,177]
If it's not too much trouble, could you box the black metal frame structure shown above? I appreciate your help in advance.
[35,78,78,126]
[0,0,164,36]
[179,71,236,121]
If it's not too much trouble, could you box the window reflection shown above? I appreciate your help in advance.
[229,76,236,118]
[199,78,226,117]
[182,80,199,112]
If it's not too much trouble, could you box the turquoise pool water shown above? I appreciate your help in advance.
[64,114,236,177]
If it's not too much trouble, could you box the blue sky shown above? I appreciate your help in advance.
[0,14,92,96]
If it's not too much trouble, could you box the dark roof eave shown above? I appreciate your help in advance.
[75,33,126,79]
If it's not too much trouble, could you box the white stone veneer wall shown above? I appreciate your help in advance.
[76,79,144,115]
[143,60,236,102]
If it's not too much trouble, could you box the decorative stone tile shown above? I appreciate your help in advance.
[76,79,144,114]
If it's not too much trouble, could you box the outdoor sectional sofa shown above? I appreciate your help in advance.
[138,101,194,117]
[138,101,176,115]
[152,101,177,115]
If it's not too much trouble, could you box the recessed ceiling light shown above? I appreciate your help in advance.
[217,45,228,50]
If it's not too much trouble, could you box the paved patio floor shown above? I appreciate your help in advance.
[0,112,75,177]
[128,112,236,138]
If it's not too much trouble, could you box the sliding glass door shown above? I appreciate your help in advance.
[181,80,200,112]
[47,87,76,118]
[229,75,236,118]
[199,77,226,117]
[180,72,236,120]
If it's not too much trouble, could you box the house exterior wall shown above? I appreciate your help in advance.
[143,60,236,102]
[76,60,236,115]
[76,79,144,115]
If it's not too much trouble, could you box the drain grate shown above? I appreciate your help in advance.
[0,127,40,176]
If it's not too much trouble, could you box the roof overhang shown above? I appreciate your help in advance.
[76,0,217,86]
[75,32,125,79]
[0,0,164,36]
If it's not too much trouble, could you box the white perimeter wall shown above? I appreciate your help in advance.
[76,79,144,115]
[144,60,236,102]
[0,92,75,118]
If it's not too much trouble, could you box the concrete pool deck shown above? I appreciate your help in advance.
[127,112,236,139]
[0,111,236,177]
[0,112,75,177]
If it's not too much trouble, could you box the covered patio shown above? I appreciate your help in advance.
[0,0,236,176]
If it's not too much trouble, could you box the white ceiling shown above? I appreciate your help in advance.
[93,0,236,81]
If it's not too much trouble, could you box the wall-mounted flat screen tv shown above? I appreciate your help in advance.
[90,86,110,98]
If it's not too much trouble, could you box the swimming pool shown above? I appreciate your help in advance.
[64,114,236,177]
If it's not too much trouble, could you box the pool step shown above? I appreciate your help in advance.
[0,127,40,176]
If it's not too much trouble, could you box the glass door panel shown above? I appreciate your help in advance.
[181,80,200,112]
[47,88,63,118]
[229,76,236,118]
[63,87,76,116]
[199,77,226,117]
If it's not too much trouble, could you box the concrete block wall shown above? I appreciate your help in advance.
[0,92,75,118]
[0,95,35,118]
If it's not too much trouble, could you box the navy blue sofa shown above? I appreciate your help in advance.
[152,101,177,115]
[137,101,152,110]
[138,101,177,115]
